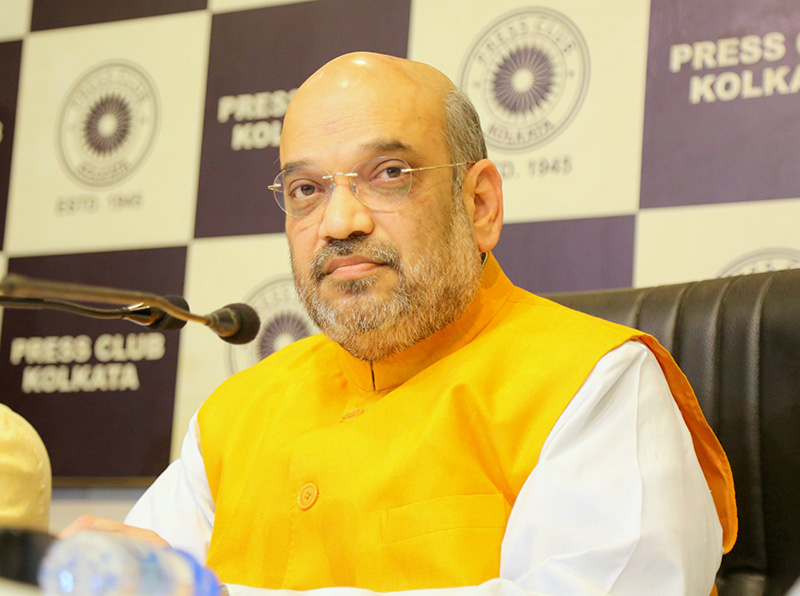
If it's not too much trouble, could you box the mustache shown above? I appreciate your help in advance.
[310,236,402,282]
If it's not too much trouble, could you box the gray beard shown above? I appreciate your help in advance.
[291,203,483,362]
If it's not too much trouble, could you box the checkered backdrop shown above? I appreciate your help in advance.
[1,0,799,484]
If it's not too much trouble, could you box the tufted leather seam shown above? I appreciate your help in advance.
[718,273,775,579]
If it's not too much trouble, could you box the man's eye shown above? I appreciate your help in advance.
[373,160,408,180]
[288,182,321,200]
[380,166,403,178]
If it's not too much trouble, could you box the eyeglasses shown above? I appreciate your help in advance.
[269,156,473,218]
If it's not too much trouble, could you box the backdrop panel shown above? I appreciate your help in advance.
[210,0,312,12]
[410,0,650,225]
[6,10,210,256]
[635,198,800,286]
[0,253,7,335]
[0,40,22,250]
[30,0,207,31]
[640,0,800,208]
[1,1,799,486]
[171,233,315,457]
[0,247,186,482]
[0,0,32,42]
[494,216,635,294]
[194,0,411,239]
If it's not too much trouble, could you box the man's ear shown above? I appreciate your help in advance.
[461,159,504,252]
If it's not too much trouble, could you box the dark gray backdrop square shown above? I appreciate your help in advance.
[0,247,187,482]
[31,0,207,30]
[0,41,22,251]
[640,1,800,209]
[194,0,411,238]
[493,216,635,294]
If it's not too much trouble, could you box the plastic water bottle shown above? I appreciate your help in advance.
[37,531,220,596]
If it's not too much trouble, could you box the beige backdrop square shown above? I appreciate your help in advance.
[6,11,210,256]
[171,233,321,458]
[210,0,313,13]
[0,252,7,336]
[635,198,800,287]
[409,0,649,224]
[0,0,31,42]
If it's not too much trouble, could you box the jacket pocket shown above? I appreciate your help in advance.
[382,493,509,544]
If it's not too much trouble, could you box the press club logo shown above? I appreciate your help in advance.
[460,8,590,151]
[227,276,318,374]
[718,248,800,277]
[57,61,159,187]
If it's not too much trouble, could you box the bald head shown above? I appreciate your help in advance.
[285,52,454,138]
[280,52,486,184]
[300,52,455,97]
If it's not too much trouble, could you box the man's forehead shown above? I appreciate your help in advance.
[281,53,454,162]
[302,52,453,98]
[281,137,421,172]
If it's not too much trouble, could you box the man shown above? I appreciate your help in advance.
[66,52,736,595]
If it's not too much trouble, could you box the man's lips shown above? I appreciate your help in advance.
[324,256,384,279]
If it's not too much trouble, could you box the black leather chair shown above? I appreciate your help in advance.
[546,268,800,596]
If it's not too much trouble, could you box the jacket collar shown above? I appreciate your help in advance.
[336,253,515,392]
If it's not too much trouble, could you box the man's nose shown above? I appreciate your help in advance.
[317,176,374,241]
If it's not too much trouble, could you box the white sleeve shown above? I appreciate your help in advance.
[129,341,723,596]
[124,413,214,564]
[498,340,722,595]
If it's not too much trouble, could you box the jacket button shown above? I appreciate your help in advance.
[298,483,319,510]
[340,408,363,421]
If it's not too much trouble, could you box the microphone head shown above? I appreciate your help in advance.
[149,295,190,331]
[216,303,261,344]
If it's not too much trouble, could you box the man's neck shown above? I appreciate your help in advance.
[335,254,512,392]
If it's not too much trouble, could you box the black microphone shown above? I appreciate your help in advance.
[206,303,261,344]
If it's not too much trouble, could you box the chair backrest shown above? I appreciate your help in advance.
[546,268,800,596]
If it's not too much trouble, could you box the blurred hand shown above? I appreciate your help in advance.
[59,515,169,548]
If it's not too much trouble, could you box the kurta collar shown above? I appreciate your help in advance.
[336,253,515,392]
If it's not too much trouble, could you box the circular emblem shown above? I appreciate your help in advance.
[57,61,159,187]
[226,276,319,374]
[718,248,800,277]
[460,8,590,151]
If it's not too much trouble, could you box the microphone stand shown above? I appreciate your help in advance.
[0,297,149,320]
[0,274,260,344]
[0,274,201,324]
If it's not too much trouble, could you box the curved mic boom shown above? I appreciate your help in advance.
[121,295,190,330]
[0,274,261,344]
[0,295,188,330]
